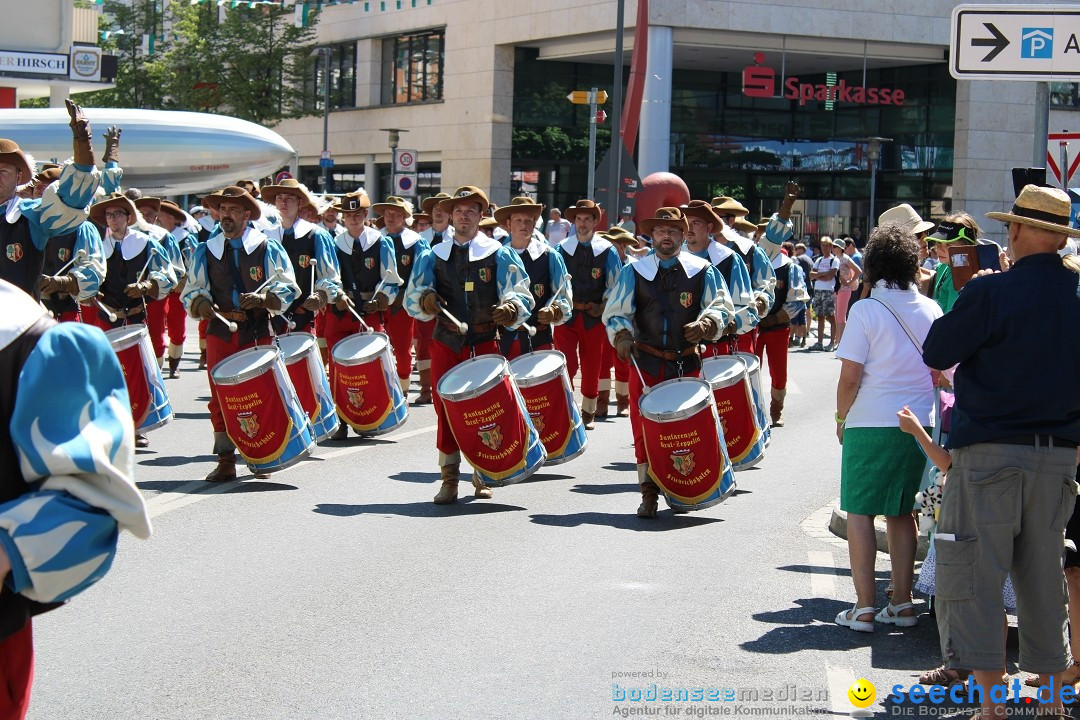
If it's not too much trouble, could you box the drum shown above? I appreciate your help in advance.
[638,377,735,511]
[702,356,765,470]
[104,324,172,432]
[509,350,586,465]
[330,332,407,435]
[735,352,771,448]
[211,346,315,473]
[437,354,546,485]
[276,332,338,442]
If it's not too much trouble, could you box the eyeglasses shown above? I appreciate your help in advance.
[104,210,129,220]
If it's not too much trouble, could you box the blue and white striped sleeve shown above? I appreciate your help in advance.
[727,255,757,334]
[161,231,186,281]
[699,266,733,340]
[750,245,776,310]
[101,161,123,195]
[547,249,573,325]
[759,213,793,262]
[603,246,623,296]
[785,261,810,315]
[312,229,343,301]
[602,263,638,344]
[404,248,437,321]
[70,221,105,302]
[379,235,400,305]
[181,242,212,316]
[23,163,102,246]
[264,238,301,315]
[496,246,535,328]
[2,322,150,604]
[145,238,176,300]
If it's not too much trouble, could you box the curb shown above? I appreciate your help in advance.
[829,507,929,561]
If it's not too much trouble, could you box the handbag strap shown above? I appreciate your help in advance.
[868,296,923,355]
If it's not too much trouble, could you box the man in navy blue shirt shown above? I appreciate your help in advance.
[923,185,1080,720]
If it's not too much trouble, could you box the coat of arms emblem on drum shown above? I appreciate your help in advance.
[238,413,260,439]
[249,266,263,282]
[6,243,22,263]
[679,291,693,308]
[348,389,364,408]
[529,411,545,434]
[671,449,696,476]
[478,422,503,450]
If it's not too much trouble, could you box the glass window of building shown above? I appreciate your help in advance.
[381,30,444,105]
[307,42,357,111]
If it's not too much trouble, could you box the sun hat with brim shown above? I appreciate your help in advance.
[333,191,371,214]
[234,178,259,198]
[0,139,32,180]
[563,199,602,222]
[422,193,452,215]
[600,227,641,246]
[878,203,935,235]
[34,166,62,185]
[927,220,978,244]
[734,218,759,234]
[202,185,262,221]
[438,186,490,214]
[89,193,139,226]
[639,207,689,235]
[478,217,500,230]
[987,184,1080,238]
[371,196,413,217]
[134,196,162,214]
[680,199,723,229]
[260,178,316,209]
[494,196,544,225]
[411,212,432,224]
[711,196,749,218]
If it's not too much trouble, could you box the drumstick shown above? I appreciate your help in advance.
[253,267,285,294]
[694,291,727,323]
[543,279,568,309]
[95,298,117,323]
[519,321,537,337]
[344,300,373,332]
[440,306,468,334]
[55,248,87,277]
[630,355,651,396]
[212,309,238,334]
[308,258,317,295]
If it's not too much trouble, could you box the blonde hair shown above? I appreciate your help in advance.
[1064,254,1080,274]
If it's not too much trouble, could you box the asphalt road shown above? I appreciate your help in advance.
[24,321,1054,719]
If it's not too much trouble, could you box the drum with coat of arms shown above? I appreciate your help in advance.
[508,350,586,465]
[734,352,771,449]
[275,332,339,442]
[702,355,764,470]
[105,324,173,432]
[330,332,408,434]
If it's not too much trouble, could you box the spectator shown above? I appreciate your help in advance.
[808,237,840,351]
[924,185,1080,720]
[834,223,943,634]
[791,243,814,347]
[832,240,862,345]
[926,215,979,314]
[545,208,572,245]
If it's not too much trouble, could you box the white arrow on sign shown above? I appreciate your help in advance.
[951,4,1080,81]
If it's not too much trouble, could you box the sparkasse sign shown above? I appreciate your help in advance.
[742,53,906,107]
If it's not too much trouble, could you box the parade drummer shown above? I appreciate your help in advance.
[414,192,454,405]
[259,178,340,334]
[681,200,754,357]
[755,247,809,427]
[555,199,624,430]
[755,182,803,263]
[156,200,200,378]
[602,207,732,518]
[405,185,533,505]
[0,101,107,301]
[130,195,177,369]
[594,226,642,418]
[374,195,430,399]
[181,186,300,483]
[711,196,775,353]
[326,190,402,441]
[494,196,573,359]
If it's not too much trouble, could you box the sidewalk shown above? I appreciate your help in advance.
[828,505,930,560]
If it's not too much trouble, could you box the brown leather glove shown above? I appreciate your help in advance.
[683,316,717,343]
[585,301,605,318]
[722,319,737,337]
[102,126,121,165]
[420,291,443,316]
[614,329,635,362]
[66,99,94,166]
[239,292,269,310]
[124,280,156,298]
[754,296,770,316]
[362,292,389,314]
[190,295,216,320]
[40,273,78,296]
[303,290,328,311]
[492,302,518,326]
[335,292,354,312]
[537,305,563,325]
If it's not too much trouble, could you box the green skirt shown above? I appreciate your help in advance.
[841,426,928,517]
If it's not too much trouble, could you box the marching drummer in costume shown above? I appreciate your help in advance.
[555,199,623,430]
[711,197,775,353]
[755,182,803,263]
[596,226,642,418]
[130,196,174,369]
[413,193,454,404]
[376,196,430,399]
[405,186,534,504]
[494,196,573,360]
[756,248,808,427]
[603,207,733,518]
[326,190,402,441]
[182,186,300,482]
[259,178,339,335]
[155,200,199,377]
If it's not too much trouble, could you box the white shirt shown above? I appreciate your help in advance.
[835,283,943,428]
[546,218,571,245]
[812,255,839,291]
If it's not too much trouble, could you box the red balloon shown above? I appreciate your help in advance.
[635,172,691,226]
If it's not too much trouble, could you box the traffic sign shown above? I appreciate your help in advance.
[320,150,332,160]
[394,174,417,195]
[951,5,1080,80]
[275,171,293,183]
[1048,132,1080,184]
[394,149,417,173]
[567,89,609,105]
[319,157,334,169]
[596,110,608,124]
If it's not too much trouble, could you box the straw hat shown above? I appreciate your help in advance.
[639,207,689,235]
[89,193,139,226]
[494,196,544,225]
[260,178,317,209]
[711,196,749,218]
[372,196,413,217]
[563,199,601,221]
[422,193,452,215]
[600,226,642,247]
[438,186,490,214]
[987,184,1080,238]
[878,203,935,235]
[202,185,262,220]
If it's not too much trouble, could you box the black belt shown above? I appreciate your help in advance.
[993,434,1078,449]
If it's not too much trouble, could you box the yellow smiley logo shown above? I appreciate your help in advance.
[847,678,876,709]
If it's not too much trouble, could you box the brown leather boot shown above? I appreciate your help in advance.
[770,388,786,427]
[434,463,460,504]
[595,389,610,418]
[415,368,433,405]
[581,411,595,430]
[471,472,493,499]
[636,464,659,518]
[206,452,236,482]
[168,357,180,379]
[198,349,207,370]
[616,394,630,417]
[330,422,348,441]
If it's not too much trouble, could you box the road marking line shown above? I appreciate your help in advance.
[807,550,837,598]
[825,665,858,717]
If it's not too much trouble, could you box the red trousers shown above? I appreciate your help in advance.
[323,310,383,356]
[144,298,166,359]
[554,315,606,399]
[756,326,790,390]
[735,329,757,354]
[414,318,434,371]
[0,620,33,719]
[165,293,187,350]
[504,338,553,361]
[384,307,414,381]
[198,319,208,350]
[206,333,273,433]
[431,338,498,458]
[599,341,630,385]
[629,363,700,465]
[56,310,81,323]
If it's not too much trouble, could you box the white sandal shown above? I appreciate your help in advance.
[875,602,918,627]
[836,606,876,633]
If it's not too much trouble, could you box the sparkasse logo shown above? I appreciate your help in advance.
[741,54,906,107]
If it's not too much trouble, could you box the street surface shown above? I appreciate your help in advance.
[26,320,1050,719]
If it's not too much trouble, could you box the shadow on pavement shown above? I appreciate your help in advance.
[227,481,297,493]
[138,454,216,467]
[777,565,894,580]
[172,411,211,420]
[313,500,526,517]
[323,436,396,446]
[569,482,639,495]
[517,472,575,484]
[137,480,201,492]
[529,512,723,531]
[389,471,441,483]
[603,462,638,472]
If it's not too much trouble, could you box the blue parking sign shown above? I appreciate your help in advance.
[1022,28,1054,59]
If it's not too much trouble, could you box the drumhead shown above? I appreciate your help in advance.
[211,346,281,385]
[275,332,317,362]
[332,332,389,365]
[508,350,565,387]
[702,356,747,389]
[639,377,712,421]
[438,354,507,399]
[734,351,760,374]
[104,324,147,351]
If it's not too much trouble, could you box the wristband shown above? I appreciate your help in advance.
[834,412,846,425]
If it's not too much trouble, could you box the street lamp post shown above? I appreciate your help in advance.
[379,128,409,199]
[864,136,892,233]
[321,47,331,193]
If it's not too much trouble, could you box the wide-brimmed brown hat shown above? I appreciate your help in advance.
[878,203,935,235]
[680,199,722,229]
[202,185,262,220]
[34,166,62,186]
[600,226,641,247]
[438,186,490,214]
[422,193,452,215]
[478,217,500,231]
[411,212,432,225]
[734,217,759,234]
[639,207,689,235]
[89,193,139,226]
[0,139,32,180]
[260,178,316,209]
[564,199,601,221]
[711,196,749,218]
[371,196,413,217]
[134,196,162,214]
[158,200,187,224]
[333,191,371,214]
[987,184,1080,238]
[234,178,260,198]
[494,196,544,225]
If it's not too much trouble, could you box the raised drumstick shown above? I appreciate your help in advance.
[95,298,117,323]
[212,309,238,334]
[55,248,87,277]
[440,306,467,334]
